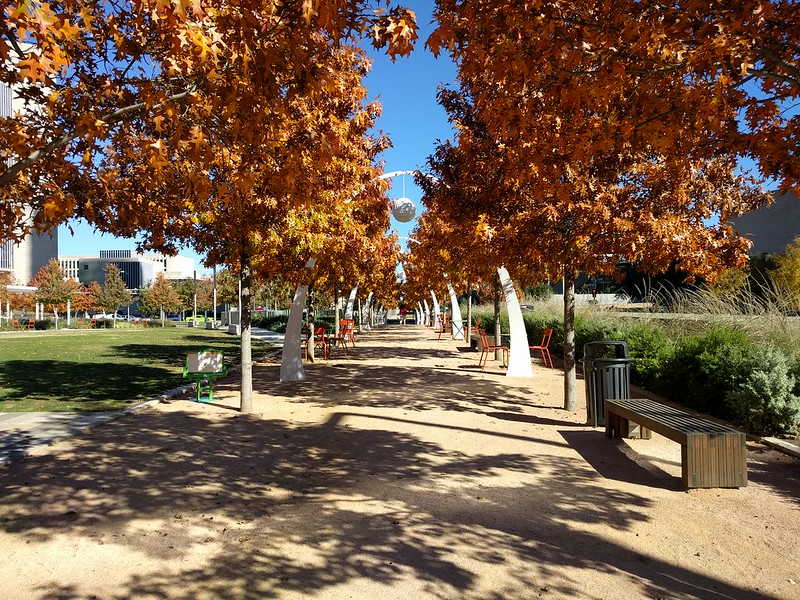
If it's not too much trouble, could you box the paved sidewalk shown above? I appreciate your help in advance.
[0,411,123,465]
[250,327,286,346]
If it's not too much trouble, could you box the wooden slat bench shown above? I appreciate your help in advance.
[183,351,227,402]
[605,398,747,489]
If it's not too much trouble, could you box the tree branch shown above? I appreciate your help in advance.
[752,46,800,90]
[0,85,198,189]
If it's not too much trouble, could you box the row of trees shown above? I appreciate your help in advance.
[402,1,799,411]
[1,258,305,326]
[1,2,419,410]
[1,260,132,325]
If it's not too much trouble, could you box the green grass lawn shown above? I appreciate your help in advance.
[0,328,273,412]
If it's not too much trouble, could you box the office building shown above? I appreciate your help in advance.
[730,190,800,255]
[1,79,59,285]
[60,250,195,289]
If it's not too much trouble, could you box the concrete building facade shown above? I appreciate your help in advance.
[730,190,800,255]
[1,79,59,285]
[6,228,59,285]
[60,250,195,289]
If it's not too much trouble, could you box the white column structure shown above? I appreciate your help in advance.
[422,299,430,326]
[430,290,441,329]
[416,303,423,326]
[280,258,317,383]
[498,265,533,378]
[447,282,464,340]
[345,287,358,320]
[362,291,373,331]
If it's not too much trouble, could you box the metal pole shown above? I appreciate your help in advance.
[193,270,198,327]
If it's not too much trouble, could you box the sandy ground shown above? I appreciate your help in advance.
[0,324,798,600]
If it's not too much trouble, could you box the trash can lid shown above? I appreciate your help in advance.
[583,340,629,359]
[581,357,632,365]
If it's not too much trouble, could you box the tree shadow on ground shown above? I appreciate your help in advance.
[0,430,37,463]
[114,337,271,365]
[2,324,795,599]
[252,361,545,416]
[746,443,800,507]
[0,407,783,600]
[483,410,587,428]
[0,360,180,406]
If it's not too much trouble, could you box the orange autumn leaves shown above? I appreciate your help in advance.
[1,1,418,269]
[412,0,793,287]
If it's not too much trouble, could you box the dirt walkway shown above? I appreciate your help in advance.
[0,324,798,599]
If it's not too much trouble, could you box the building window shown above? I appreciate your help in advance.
[0,240,12,271]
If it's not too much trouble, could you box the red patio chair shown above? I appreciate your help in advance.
[530,328,554,369]
[478,328,509,369]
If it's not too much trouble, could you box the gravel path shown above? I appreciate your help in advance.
[0,324,797,599]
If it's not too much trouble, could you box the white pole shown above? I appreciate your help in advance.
[193,270,198,327]
[212,265,217,326]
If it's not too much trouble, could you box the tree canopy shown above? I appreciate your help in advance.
[31,258,76,320]
[96,264,132,318]
[402,1,796,411]
[1,1,419,411]
[1,0,418,243]
[140,272,182,324]
[429,0,799,195]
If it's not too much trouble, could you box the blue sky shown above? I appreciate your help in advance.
[58,1,457,272]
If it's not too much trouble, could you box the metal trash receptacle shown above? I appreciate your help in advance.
[582,341,631,427]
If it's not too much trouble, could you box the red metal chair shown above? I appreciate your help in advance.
[530,328,554,369]
[478,328,509,369]
[304,325,331,360]
[335,319,355,354]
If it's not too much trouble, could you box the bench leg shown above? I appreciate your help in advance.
[606,412,652,439]
[682,433,748,488]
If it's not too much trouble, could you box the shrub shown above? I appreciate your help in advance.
[620,322,675,391]
[574,315,621,359]
[252,314,288,332]
[726,346,800,436]
[314,315,335,329]
[523,283,553,302]
[522,312,562,351]
[469,308,506,337]
[656,326,754,418]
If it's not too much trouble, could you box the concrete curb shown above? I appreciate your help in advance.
[761,437,800,459]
